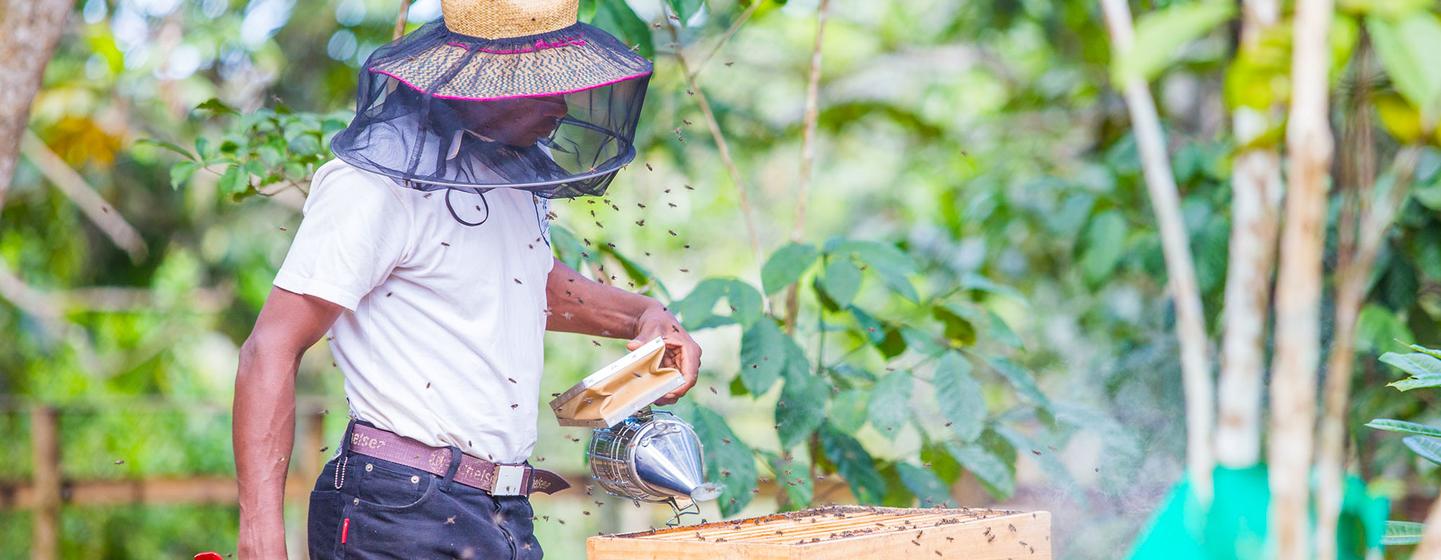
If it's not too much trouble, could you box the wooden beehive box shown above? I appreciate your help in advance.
[587,505,1051,559]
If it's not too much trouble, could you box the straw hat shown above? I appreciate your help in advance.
[369,0,652,101]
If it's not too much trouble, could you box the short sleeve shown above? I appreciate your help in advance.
[273,163,410,311]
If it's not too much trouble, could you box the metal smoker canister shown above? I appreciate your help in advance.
[587,408,723,503]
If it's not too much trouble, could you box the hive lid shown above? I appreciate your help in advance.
[550,337,685,428]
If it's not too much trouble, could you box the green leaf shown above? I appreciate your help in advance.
[1367,418,1441,438]
[933,352,986,442]
[1383,520,1424,546]
[867,371,913,434]
[850,306,907,358]
[1404,436,1441,465]
[599,244,671,300]
[739,318,787,394]
[169,161,199,189]
[671,278,728,330]
[933,303,980,347]
[1390,375,1441,391]
[725,280,763,328]
[1381,351,1441,377]
[1114,1,1237,84]
[218,164,250,195]
[820,424,886,504]
[835,241,919,302]
[987,311,1023,349]
[1357,304,1414,354]
[761,242,819,294]
[829,389,869,433]
[921,439,963,484]
[896,462,954,507]
[591,0,654,58]
[136,138,196,161]
[1369,12,1441,125]
[776,342,828,449]
[193,97,237,115]
[762,451,813,511]
[945,441,1015,500]
[548,225,587,271]
[667,401,757,517]
[666,0,704,22]
[818,257,863,307]
[1080,210,1127,283]
[984,356,1053,411]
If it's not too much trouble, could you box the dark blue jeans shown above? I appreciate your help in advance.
[307,425,542,559]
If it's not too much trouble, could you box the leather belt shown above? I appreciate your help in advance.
[346,423,569,496]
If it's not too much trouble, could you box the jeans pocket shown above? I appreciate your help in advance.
[352,457,437,511]
[307,490,345,560]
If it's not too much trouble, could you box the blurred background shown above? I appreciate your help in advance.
[3,0,1440,558]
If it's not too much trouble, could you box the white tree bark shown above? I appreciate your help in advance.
[1215,0,1283,470]
[1269,0,1335,557]
[1100,0,1215,503]
[0,0,71,205]
[1413,482,1441,558]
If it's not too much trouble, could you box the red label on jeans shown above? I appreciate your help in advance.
[341,517,350,544]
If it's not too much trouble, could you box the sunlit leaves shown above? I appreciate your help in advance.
[761,242,819,294]
[832,240,919,302]
[866,371,912,434]
[1369,12,1441,127]
[666,0,705,23]
[933,352,985,442]
[1113,1,1236,84]
[589,0,653,58]
[984,355,1053,411]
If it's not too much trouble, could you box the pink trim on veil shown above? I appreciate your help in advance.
[369,67,652,102]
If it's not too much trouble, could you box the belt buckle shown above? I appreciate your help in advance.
[491,464,527,496]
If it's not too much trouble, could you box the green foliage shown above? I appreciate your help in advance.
[1369,344,1441,548]
[1113,1,1235,84]
[1383,520,1424,546]
[1368,12,1441,126]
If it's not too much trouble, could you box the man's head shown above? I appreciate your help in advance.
[444,95,568,147]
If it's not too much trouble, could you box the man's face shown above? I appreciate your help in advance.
[450,95,568,147]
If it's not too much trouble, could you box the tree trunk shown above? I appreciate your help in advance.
[1215,0,1284,469]
[1268,0,1335,557]
[1100,0,1215,503]
[0,0,71,207]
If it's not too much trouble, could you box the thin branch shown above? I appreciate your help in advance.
[659,2,763,264]
[782,0,832,332]
[20,131,148,263]
[688,0,761,79]
[1315,147,1417,559]
[1314,40,1383,560]
[1268,0,1336,557]
[1100,0,1215,503]
[0,0,70,208]
[393,0,413,40]
[1215,0,1282,470]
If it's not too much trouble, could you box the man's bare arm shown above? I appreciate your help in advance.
[545,258,701,404]
[234,288,343,559]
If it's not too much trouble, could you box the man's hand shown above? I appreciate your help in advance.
[627,304,701,405]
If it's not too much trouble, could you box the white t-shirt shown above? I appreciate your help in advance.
[274,158,554,464]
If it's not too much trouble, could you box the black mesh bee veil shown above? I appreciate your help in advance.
[331,19,652,199]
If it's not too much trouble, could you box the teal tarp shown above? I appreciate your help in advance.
[1129,466,1389,559]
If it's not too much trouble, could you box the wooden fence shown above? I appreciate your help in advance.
[1,402,836,559]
